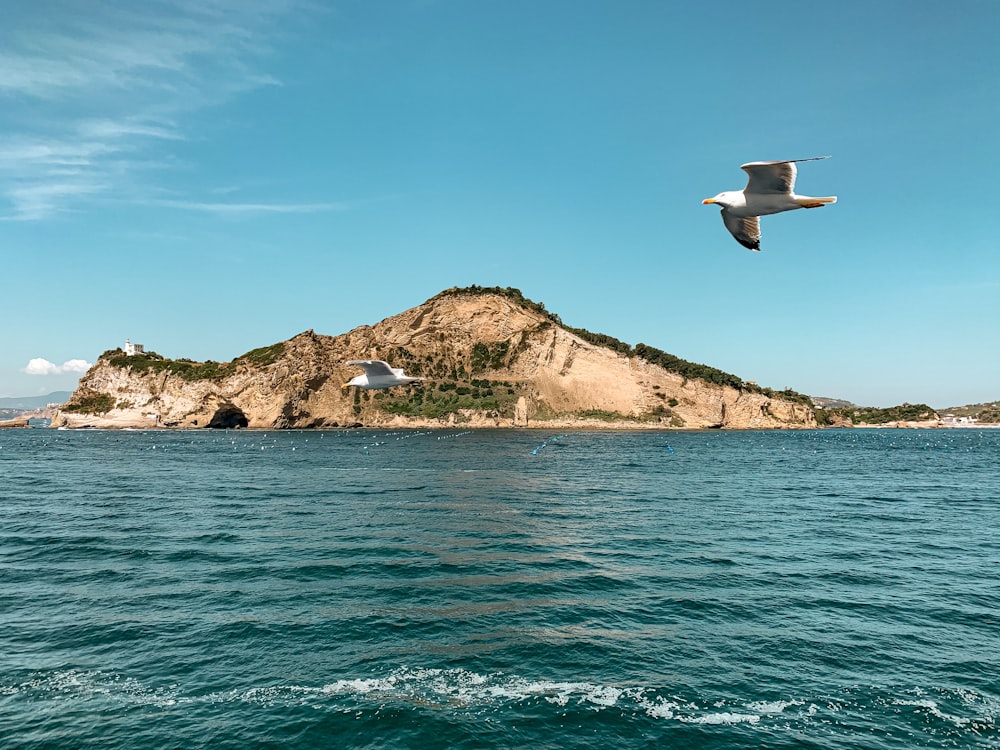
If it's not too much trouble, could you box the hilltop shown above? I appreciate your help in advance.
[51,287,818,430]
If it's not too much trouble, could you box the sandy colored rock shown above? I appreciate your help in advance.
[52,289,818,430]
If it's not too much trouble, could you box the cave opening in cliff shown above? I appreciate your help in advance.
[207,405,249,429]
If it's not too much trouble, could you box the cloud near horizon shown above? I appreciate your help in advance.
[24,357,93,375]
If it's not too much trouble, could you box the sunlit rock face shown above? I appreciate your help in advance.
[51,289,816,430]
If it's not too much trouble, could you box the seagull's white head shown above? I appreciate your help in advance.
[342,374,366,389]
[702,191,741,208]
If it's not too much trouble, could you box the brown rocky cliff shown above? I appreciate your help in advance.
[51,289,817,430]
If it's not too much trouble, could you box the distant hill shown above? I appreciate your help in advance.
[0,392,71,410]
[940,401,1000,423]
[814,402,940,426]
[811,396,857,409]
[812,399,999,425]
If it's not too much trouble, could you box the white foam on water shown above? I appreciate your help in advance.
[312,668,776,726]
[892,698,971,727]
[746,699,805,714]
[322,677,398,695]
[315,669,638,713]
[638,697,679,720]
[0,666,817,725]
[889,687,1000,731]
[11,670,185,709]
[520,680,626,708]
[682,712,761,725]
[10,666,996,739]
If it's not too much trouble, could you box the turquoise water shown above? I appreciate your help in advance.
[2,428,998,749]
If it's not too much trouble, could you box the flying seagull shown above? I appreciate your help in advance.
[702,157,837,251]
[342,360,424,390]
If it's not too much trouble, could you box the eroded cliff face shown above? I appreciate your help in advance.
[51,291,816,430]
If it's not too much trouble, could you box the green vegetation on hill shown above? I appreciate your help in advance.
[632,343,743,391]
[436,285,557,323]
[62,392,114,414]
[941,401,1000,423]
[103,350,228,381]
[563,328,632,355]
[371,378,521,420]
[346,340,523,420]
[975,405,1000,423]
[470,341,511,371]
[814,403,938,425]
[234,342,286,367]
[100,343,287,383]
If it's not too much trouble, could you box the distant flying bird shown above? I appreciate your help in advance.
[342,360,424,390]
[702,157,837,251]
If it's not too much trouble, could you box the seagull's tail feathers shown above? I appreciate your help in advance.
[798,195,837,208]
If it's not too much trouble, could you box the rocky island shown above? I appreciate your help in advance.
[52,287,818,430]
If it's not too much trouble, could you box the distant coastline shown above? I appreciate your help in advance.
[8,417,998,431]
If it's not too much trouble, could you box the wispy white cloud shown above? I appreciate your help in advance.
[23,358,93,375]
[77,119,185,142]
[0,138,120,171]
[4,182,106,221]
[0,1,311,220]
[151,199,350,216]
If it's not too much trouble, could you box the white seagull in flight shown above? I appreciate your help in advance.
[342,360,423,390]
[702,157,837,251]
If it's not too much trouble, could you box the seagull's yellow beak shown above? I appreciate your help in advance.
[341,383,350,389]
[702,198,716,205]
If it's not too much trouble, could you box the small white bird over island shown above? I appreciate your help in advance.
[702,157,837,251]
[342,360,424,390]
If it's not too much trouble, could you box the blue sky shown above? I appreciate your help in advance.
[2,0,997,408]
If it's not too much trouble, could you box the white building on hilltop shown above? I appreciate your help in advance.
[124,339,145,356]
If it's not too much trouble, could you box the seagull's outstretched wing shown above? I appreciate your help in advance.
[721,210,761,251]
[346,360,395,377]
[741,156,828,195]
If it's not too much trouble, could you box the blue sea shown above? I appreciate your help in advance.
[2,428,998,749]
